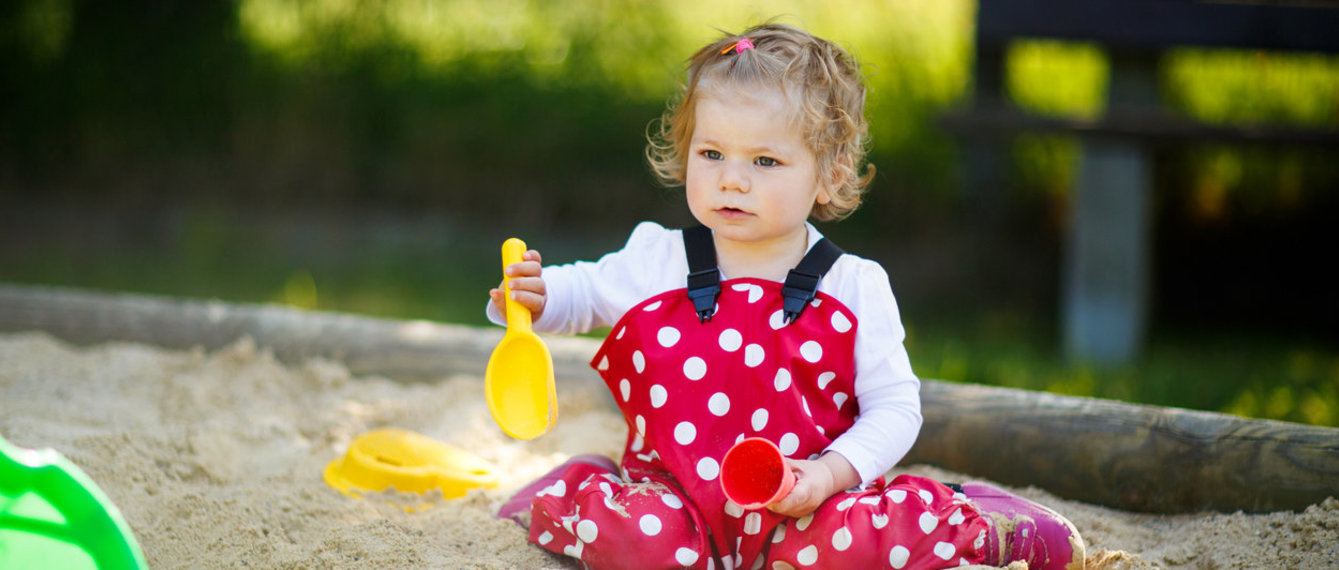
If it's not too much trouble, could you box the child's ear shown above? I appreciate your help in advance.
[817,158,850,205]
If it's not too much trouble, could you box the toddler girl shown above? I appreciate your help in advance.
[488,22,1085,570]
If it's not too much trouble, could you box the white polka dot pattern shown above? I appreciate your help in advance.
[889,545,910,568]
[708,393,730,416]
[778,433,799,456]
[832,527,853,551]
[649,384,668,408]
[724,500,744,518]
[750,409,769,431]
[744,512,762,535]
[581,278,867,568]
[661,494,683,509]
[799,341,822,363]
[816,372,836,389]
[933,541,956,560]
[576,519,599,542]
[696,457,719,481]
[657,326,681,347]
[640,514,662,536]
[744,344,765,367]
[732,283,764,303]
[795,545,818,565]
[831,310,852,333]
[683,357,707,380]
[674,421,696,445]
[719,329,742,351]
[919,511,938,534]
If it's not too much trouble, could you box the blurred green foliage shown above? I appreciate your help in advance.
[2,0,1338,426]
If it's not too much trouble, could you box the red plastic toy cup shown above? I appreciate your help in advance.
[720,437,796,509]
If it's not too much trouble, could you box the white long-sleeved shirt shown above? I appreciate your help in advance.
[487,221,922,484]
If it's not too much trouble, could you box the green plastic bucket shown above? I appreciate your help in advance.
[1,435,147,569]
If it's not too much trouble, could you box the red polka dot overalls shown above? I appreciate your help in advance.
[526,231,988,569]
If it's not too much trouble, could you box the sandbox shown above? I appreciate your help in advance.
[1,285,1336,568]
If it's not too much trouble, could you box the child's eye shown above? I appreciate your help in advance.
[702,150,722,160]
[755,156,779,167]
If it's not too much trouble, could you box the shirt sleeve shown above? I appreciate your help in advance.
[820,257,924,485]
[485,221,686,335]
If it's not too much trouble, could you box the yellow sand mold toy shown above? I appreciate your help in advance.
[323,428,499,509]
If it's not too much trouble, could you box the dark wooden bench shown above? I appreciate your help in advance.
[943,0,1339,363]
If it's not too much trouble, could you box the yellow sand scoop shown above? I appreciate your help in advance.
[484,238,558,440]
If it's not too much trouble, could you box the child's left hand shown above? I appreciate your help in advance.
[767,452,860,518]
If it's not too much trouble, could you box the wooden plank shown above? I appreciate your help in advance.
[938,105,1339,148]
[2,284,1336,514]
[977,0,1339,54]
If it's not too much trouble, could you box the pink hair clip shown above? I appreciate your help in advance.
[721,37,754,55]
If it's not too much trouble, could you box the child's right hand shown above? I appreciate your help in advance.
[489,249,547,322]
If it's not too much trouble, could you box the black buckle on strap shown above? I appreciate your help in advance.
[781,270,821,324]
[687,267,720,322]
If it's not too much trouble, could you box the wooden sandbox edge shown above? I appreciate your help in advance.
[2,283,1335,514]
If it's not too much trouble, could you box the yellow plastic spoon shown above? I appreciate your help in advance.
[485,238,558,440]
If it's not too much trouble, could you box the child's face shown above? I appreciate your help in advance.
[685,87,832,252]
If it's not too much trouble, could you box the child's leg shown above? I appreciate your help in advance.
[766,474,989,570]
[527,461,714,570]
[961,481,1086,570]
[497,454,618,525]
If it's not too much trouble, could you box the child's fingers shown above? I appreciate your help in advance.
[506,275,547,298]
[489,288,507,314]
[503,250,543,277]
[492,249,546,318]
[504,259,543,279]
[508,289,546,315]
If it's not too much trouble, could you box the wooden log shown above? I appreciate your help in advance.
[907,382,1339,514]
[2,284,1336,514]
[0,284,601,385]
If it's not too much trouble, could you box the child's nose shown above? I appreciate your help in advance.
[719,161,750,193]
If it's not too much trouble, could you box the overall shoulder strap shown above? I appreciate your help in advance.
[682,225,720,322]
[781,237,845,324]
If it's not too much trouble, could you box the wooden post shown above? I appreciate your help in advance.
[1063,51,1157,363]
[964,40,1012,290]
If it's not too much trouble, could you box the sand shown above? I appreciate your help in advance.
[1,332,1335,569]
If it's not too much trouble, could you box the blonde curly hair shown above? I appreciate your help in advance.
[646,22,875,221]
